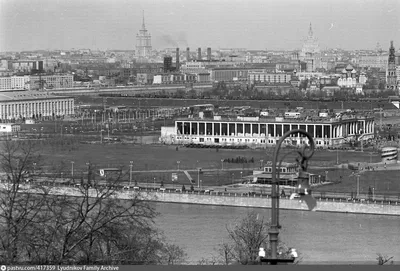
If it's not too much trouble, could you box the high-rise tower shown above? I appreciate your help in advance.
[136,11,152,61]
[299,23,321,72]
[386,41,397,90]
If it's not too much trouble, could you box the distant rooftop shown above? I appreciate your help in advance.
[0,91,72,102]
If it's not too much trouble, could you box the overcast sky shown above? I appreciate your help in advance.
[1,0,399,52]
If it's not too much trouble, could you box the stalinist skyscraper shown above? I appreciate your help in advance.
[136,11,152,62]
[299,23,321,72]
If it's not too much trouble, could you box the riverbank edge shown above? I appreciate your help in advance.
[3,184,399,216]
[149,192,400,216]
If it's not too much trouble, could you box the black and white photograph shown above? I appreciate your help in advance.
[0,0,399,266]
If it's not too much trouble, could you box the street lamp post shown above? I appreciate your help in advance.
[129,161,133,187]
[221,159,224,170]
[71,161,74,180]
[86,162,90,183]
[336,149,339,165]
[268,129,315,265]
[260,159,264,169]
[33,162,36,175]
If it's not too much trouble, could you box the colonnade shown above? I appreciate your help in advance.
[0,98,74,119]
[176,119,375,140]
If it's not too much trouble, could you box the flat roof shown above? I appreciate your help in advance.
[175,116,374,125]
[0,91,73,102]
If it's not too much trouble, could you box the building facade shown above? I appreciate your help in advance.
[0,74,73,91]
[136,12,152,61]
[0,91,74,120]
[210,68,260,82]
[29,74,74,90]
[0,76,30,90]
[160,115,375,148]
[248,71,292,84]
[358,54,388,69]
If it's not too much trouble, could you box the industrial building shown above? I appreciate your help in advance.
[0,91,74,120]
[160,114,375,148]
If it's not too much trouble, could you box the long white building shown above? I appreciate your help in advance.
[0,74,74,91]
[160,115,375,148]
[0,76,30,90]
[0,91,74,120]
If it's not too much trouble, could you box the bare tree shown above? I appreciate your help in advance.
[161,243,188,265]
[0,140,187,265]
[0,140,47,264]
[220,211,295,265]
[216,242,235,265]
[376,253,394,265]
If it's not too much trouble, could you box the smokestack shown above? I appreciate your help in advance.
[186,47,190,62]
[207,47,211,61]
[176,48,180,70]
[198,48,202,61]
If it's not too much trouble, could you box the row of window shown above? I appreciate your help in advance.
[0,100,74,116]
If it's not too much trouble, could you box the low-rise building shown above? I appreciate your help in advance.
[160,114,375,148]
[248,71,292,84]
[0,91,74,121]
[0,123,20,134]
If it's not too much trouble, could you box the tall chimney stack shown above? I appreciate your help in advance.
[198,48,202,61]
[186,47,190,62]
[207,47,211,61]
[176,48,180,70]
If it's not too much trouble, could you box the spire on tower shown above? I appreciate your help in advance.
[142,10,146,30]
[308,23,313,36]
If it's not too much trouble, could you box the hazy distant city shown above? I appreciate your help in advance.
[0,0,400,267]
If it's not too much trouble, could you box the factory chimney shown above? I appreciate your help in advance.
[198,48,202,61]
[207,47,211,61]
[186,47,190,62]
[176,48,180,70]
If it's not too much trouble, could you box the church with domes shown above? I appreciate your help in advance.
[337,64,367,94]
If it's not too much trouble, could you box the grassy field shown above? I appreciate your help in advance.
[35,142,400,196]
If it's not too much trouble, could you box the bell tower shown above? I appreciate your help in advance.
[386,41,397,90]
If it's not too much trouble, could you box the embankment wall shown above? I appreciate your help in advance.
[149,191,400,216]
[2,184,399,216]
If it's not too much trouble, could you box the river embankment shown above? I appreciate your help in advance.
[2,184,398,216]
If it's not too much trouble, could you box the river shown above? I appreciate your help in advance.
[154,202,400,265]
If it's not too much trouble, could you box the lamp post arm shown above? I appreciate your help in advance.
[270,129,315,263]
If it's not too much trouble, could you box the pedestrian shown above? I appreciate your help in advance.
[289,248,298,259]
[258,247,266,262]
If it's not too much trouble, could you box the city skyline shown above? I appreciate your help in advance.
[1,0,400,52]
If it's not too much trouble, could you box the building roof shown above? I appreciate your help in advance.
[0,91,72,102]
[345,64,354,71]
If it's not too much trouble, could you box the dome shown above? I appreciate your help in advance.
[345,64,354,71]
[351,69,357,73]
